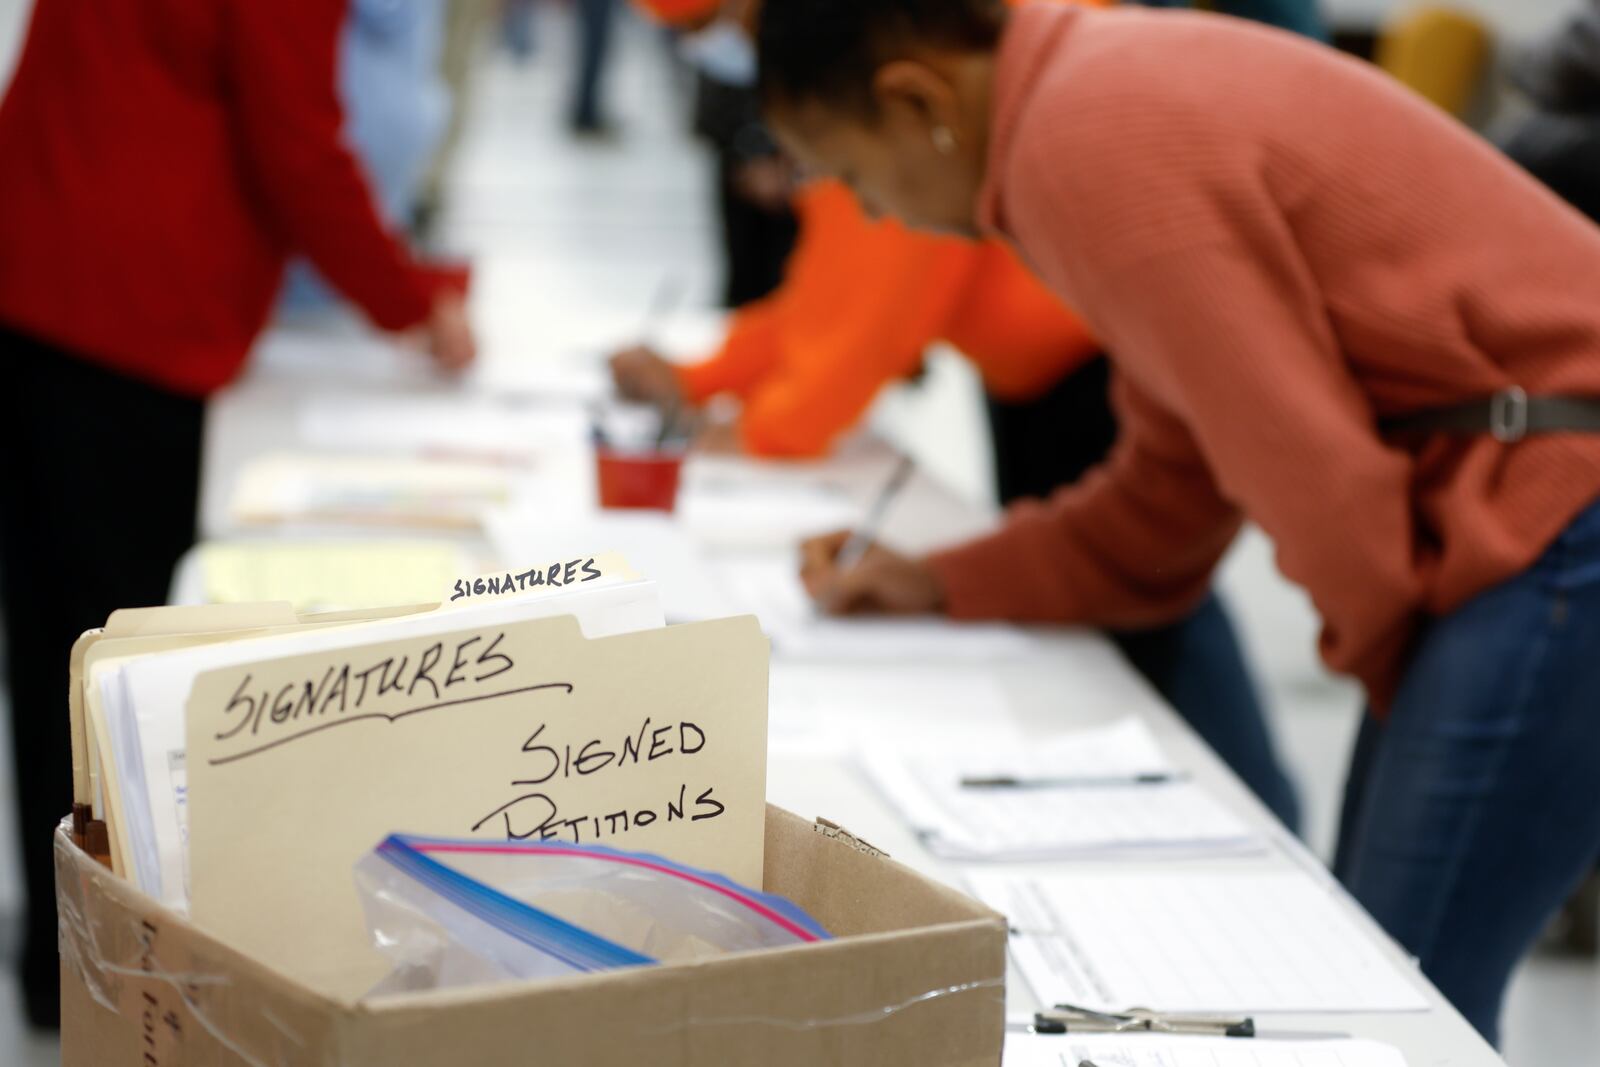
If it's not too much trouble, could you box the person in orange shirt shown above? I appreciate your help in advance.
[613,179,1094,456]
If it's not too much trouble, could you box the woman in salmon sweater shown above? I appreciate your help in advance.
[616,173,1300,825]
[770,0,1600,1043]
[0,0,473,1027]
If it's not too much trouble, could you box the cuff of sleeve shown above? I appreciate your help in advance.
[736,415,829,459]
[363,271,435,332]
[925,537,1036,621]
[675,360,723,404]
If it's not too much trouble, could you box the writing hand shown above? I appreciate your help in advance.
[693,418,742,455]
[799,531,946,616]
[610,345,686,407]
[425,292,477,372]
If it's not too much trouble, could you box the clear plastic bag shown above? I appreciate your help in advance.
[355,834,830,995]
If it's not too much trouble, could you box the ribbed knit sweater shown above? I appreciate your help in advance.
[927,4,1600,709]
[676,181,1097,457]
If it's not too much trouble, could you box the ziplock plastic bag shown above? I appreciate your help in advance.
[355,834,830,995]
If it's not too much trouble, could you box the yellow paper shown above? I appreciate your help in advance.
[201,540,468,613]
[185,613,769,999]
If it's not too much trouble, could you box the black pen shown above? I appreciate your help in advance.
[961,772,1191,790]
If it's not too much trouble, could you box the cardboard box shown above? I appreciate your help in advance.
[58,806,1007,1066]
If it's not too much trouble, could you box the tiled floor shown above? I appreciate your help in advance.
[0,2,1594,1063]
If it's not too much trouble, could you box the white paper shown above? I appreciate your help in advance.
[229,453,526,528]
[469,359,611,405]
[104,578,666,909]
[861,719,1261,861]
[298,394,591,464]
[486,508,739,623]
[718,556,1038,662]
[678,484,861,550]
[766,664,1018,758]
[1004,1033,1409,1067]
[973,871,1430,1014]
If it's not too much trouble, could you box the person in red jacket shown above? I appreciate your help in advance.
[0,0,475,1028]
[767,0,1600,1043]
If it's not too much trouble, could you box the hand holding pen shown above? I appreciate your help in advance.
[799,457,945,614]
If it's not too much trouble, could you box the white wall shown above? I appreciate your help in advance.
[0,0,30,97]
[1323,0,1574,40]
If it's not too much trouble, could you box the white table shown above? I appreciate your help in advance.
[188,323,1506,1066]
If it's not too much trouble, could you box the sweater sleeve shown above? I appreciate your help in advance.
[1078,241,1427,707]
[733,335,924,457]
[675,300,786,403]
[224,0,434,331]
[927,372,1242,629]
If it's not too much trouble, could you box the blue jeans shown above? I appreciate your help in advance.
[570,0,617,130]
[1114,592,1303,834]
[1334,495,1600,1046]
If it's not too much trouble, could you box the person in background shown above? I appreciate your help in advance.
[284,0,452,311]
[1502,0,1600,223]
[0,0,475,1029]
[416,0,501,235]
[500,0,623,136]
[612,181,1303,835]
[768,0,1600,1043]
[1139,0,1323,39]
[571,0,623,136]
[1499,0,1600,957]
[638,0,798,305]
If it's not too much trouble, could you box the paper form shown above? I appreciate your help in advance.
[102,575,666,909]
[200,540,471,613]
[297,394,591,463]
[486,508,740,623]
[973,871,1430,1014]
[860,719,1262,861]
[1003,1033,1409,1067]
[185,612,769,999]
[717,556,1038,662]
[766,664,1017,757]
[678,483,862,550]
[228,453,533,529]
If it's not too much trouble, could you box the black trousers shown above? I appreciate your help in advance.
[0,325,203,1028]
[715,156,798,309]
[985,358,1303,832]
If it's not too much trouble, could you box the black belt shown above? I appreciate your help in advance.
[1381,388,1600,442]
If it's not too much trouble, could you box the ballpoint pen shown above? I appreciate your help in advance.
[834,454,916,574]
[961,772,1192,789]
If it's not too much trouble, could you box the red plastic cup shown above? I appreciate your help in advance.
[595,448,685,511]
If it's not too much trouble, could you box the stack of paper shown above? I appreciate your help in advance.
[199,539,472,613]
[974,870,1430,1014]
[74,553,772,998]
[229,453,524,529]
[1004,1033,1409,1067]
[859,719,1261,861]
[297,393,591,465]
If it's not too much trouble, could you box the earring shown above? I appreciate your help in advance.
[931,125,957,154]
